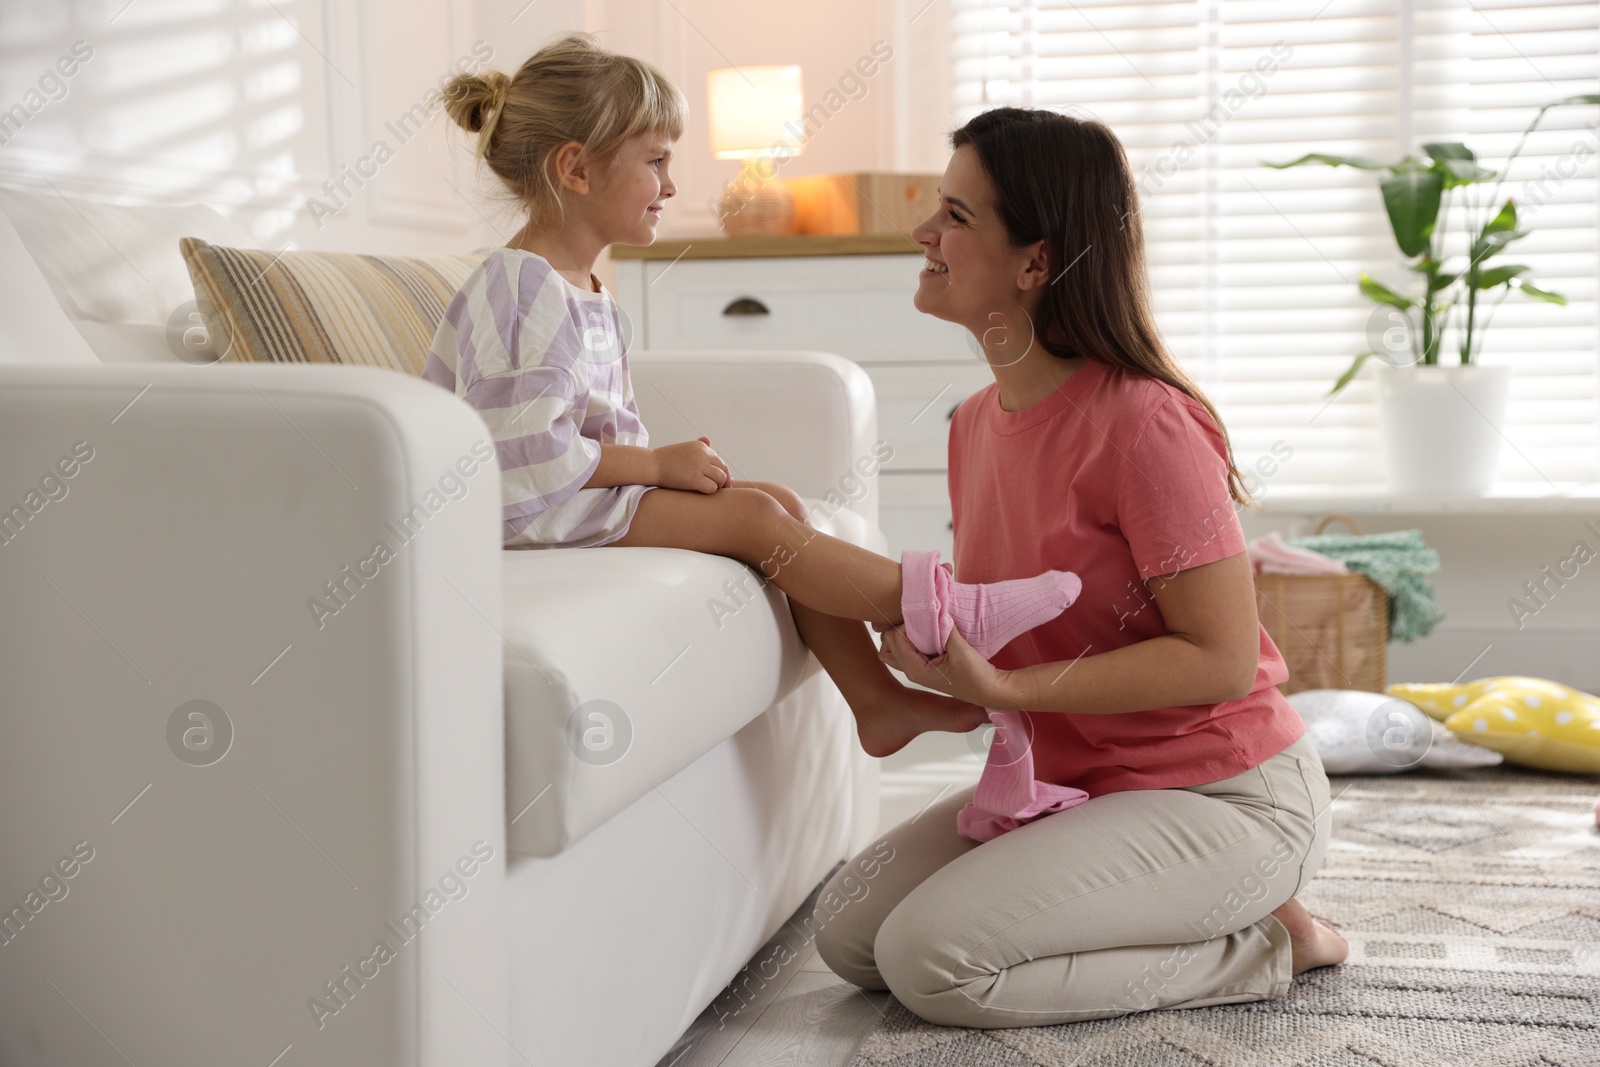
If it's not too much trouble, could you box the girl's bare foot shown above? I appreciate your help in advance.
[852,684,989,759]
[1271,896,1348,974]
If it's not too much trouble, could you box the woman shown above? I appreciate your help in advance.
[810,107,1349,1028]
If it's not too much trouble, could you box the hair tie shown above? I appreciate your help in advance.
[487,82,504,116]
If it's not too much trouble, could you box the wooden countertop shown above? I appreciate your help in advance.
[610,233,922,260]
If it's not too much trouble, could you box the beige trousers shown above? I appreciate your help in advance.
[812,732,1331,1028]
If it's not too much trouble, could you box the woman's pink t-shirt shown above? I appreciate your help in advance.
[948,357,1305,796]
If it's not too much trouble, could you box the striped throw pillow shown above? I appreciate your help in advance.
[179,238,492,375]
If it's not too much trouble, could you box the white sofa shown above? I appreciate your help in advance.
[0,187,882,1066]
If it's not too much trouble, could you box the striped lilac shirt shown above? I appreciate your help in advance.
[421,248,653,548]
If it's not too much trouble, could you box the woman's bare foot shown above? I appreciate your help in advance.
[852,684,989,759]
[1271,896,1348,974]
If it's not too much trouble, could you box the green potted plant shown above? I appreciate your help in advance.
[1266,93,1598,493]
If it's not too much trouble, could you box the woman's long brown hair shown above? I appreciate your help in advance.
[951,107,1251,507]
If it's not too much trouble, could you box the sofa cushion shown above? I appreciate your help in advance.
[179,237,490,374]
[503,499,879,858]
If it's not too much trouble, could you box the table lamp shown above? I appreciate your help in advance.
[707,64,803,236]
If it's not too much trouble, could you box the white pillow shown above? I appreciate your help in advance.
[1287,689,1504,774]
[73,321,189,364]
[0,206,98,364]
[0,183,253,327]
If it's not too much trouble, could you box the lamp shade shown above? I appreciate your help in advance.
[707,65,804,162]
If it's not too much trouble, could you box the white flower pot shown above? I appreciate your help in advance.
[1373,361,1511,493]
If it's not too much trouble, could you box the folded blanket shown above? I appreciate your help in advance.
[1248,532,1349,576]
[1283,528,1445,642]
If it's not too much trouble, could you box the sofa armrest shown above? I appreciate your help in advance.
[630,349,884,527]
[0,364,507,1067]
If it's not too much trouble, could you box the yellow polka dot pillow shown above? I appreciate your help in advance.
[1387,676,1600,775]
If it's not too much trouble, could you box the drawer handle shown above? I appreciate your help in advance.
[721,296,770,317]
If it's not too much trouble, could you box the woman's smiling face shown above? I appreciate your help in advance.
[911,144,1049,338]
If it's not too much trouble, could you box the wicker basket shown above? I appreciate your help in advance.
[1254,514,1388,695]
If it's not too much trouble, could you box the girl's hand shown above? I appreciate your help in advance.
[653,437,730,493]
[876,625,1016,710]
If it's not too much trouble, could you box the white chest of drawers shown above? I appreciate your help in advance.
[612,235,996,561]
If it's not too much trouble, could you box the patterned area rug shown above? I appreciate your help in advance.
[847,768,1600,1067]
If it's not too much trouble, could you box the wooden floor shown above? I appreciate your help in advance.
[654,730,983,1067]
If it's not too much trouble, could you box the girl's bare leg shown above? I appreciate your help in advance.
[608,482,988,756]
[608,485,905,624]
[787,597,990,757]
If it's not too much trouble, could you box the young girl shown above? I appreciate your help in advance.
[423,33,1081,759]
[811,108,1349,1027]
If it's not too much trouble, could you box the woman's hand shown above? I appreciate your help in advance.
[652,436,730,493]
[875,624,1017,710]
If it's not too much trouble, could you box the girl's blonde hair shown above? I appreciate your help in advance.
[441,32,687,231]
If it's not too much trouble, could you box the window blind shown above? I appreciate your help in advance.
[949,0,1599,487]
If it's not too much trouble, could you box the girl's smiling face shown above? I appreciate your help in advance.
[911,144,1050,354]
[593,131,676,246]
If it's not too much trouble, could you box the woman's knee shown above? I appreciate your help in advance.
[872,876,1009,1027]
[812,925,888,991]
[874,900,991,1028]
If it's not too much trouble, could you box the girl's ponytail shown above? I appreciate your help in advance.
[442,69,513,156]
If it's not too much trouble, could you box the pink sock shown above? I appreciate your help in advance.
[956,709,1090,842]
[900,550,1081,658]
